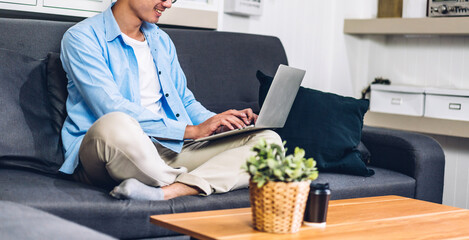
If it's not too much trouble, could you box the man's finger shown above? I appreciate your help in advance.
[229,115,247,129]
[220,119,235,130]
[246,108,255,123]
[241,108,254,125]
[230,115,249,128]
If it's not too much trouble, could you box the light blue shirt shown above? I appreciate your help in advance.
[59,5,215,174]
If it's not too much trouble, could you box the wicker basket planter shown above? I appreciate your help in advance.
[249,179,311,233]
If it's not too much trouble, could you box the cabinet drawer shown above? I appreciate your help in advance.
[0,0,36,5]
[43,0,110,12]
[425,95,469,121]
[370,85,425,116]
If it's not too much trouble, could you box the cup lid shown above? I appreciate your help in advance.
[311,183,329,190]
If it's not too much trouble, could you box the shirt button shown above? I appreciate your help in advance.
[158,71,161,75]
[176,113,180,117]
[165,93,169,97]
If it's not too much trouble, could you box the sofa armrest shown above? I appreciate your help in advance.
[361,126,445,203]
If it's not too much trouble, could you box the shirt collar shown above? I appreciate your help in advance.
[103,3,121,42]
[103,3,159,42]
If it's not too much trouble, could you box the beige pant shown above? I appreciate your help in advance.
[73,112,282,195]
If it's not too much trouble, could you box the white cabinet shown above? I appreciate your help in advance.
[425,88,469,122]
[370,85,425,116]
[43,0,110,13]
[0,0,35,5]
[370,85,469,122]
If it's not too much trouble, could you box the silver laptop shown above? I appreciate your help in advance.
[193,64,306,142]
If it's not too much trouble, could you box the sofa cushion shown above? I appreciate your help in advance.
[257,70,374,176]
[0,201,115,240]
[0,166,414,239]
[0,48,64,174]
[315,167,415,200]
[0,168,250,239]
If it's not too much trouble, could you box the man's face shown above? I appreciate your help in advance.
[128,0,173,23]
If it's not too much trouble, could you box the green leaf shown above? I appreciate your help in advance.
[267,159,277,169]
[308,171,319,181]
[257,178,266,188]
[294,147,305,159]
[273,169,282,178]
[249,165,258,175]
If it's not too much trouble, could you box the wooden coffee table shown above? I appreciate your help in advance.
[150,195,469,239]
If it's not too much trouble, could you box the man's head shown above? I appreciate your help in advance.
[116,0,176,24]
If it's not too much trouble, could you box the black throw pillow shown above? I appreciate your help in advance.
[257,70,374,177]
[0,48,64,173]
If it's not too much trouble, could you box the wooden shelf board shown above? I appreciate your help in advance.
[344,17,469,35]
[158,7,218,30]
[364,112,469,138]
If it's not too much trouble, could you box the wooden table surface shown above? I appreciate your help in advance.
[150,195,469,240]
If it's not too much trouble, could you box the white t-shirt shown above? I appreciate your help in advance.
[122,33,164,116]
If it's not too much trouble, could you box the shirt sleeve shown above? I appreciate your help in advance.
[167,38,216,126]
[61,29,187,141]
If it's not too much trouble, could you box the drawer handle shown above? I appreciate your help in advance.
[391,98,402,105]
[449,103,461,110]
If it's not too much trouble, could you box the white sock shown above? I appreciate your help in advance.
[110,178,164,201]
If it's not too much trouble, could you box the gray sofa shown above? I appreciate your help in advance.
[0,17,445,240]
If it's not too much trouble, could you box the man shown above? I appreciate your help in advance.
[59,0,282,200]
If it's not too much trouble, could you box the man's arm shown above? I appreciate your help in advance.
[184,109,258,139]
[61,29,186,141]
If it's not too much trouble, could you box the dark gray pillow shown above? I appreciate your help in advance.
[0,48,64,173]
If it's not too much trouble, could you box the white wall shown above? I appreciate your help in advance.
[219,0,377,97]
[219,0,469,208]
[360,36,469,92]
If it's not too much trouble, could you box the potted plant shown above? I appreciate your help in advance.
[243,139,318,234]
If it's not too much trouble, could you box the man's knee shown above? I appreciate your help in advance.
[253,130,283,145]
[85,112,140,143]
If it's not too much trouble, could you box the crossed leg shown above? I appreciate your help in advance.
[74,112,282,200]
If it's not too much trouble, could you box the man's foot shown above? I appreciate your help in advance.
[110,178,164,201]
[161,182,201,200]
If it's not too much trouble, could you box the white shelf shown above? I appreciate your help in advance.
[158,6,218,29]
[365,112,469,138]
[344,17,469,35]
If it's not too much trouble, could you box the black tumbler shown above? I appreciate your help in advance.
[304,183,331,227]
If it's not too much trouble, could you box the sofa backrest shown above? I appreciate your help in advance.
[0,17,288,173]
[0,18,74,59]
[165,29,288,113]
[0,17,288,114]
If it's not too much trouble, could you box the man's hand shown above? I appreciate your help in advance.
[184,108,258,140]
[234,108,257,126]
